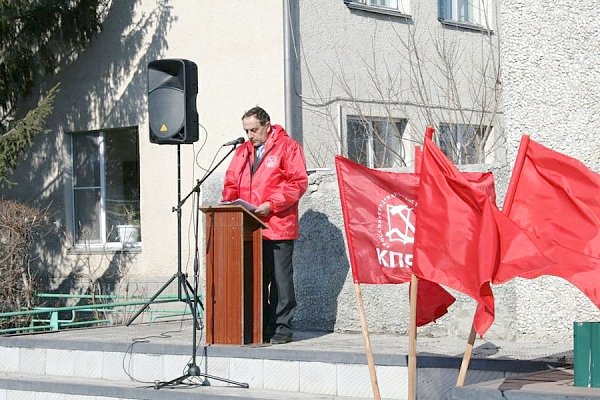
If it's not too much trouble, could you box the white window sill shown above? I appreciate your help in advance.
[438,18,493,34]
[68,242,142,255]
[344,1,412,19]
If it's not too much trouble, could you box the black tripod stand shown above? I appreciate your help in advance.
[127,143,248,389]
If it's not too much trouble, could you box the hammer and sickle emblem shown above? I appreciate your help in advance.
[385,205,415,244]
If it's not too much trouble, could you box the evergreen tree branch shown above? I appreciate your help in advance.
[0,83,60,185]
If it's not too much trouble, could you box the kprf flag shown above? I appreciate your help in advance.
[336,156,419,284]
[496,136,600,309]
[413,137,501,335]
[335,156,455,326]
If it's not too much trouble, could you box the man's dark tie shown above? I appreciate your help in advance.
[252,145,264,174]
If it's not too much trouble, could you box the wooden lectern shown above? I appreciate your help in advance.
[199,205,267,345]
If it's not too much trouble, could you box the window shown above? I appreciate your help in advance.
[438,0,491,28]
[347,116,406,168]
[362,0,399,9]
[344,0,411,16]
[438,122,488,165]
[70,126,141,247]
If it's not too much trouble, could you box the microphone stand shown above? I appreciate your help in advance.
[154,142,249,389]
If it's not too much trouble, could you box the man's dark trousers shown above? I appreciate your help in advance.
[263,239,295,339]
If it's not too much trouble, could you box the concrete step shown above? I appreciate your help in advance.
[450,368,600,400]
[0,320,575,399]
[0,371,369,399]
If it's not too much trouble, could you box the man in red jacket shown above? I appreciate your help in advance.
[222,106,308,344]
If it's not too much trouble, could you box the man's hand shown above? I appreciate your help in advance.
[254,202,271,217]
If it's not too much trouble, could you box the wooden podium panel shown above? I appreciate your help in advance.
[200,205,266,345]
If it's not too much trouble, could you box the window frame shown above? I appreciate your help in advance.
[345,115,407,169]
[438,122,489,165]
[344,0,412,18]
[68,126,141,251]
[438,0,493,32]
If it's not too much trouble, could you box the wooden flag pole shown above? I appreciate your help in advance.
[354,283,381,400]
[407,274,419,400]
[456,323,477,386]
[456,136,531,386]
[404,127,433,399]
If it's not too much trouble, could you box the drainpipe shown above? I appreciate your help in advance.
[283,0,298,142]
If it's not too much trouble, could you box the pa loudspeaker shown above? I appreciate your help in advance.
[148,59,198,144]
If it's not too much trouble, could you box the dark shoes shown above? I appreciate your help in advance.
[270,333,292,344]
[263,325,292,344]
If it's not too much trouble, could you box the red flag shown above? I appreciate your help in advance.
[335,156,455,326]
[413,137,498,335]
[336,155,420,283]
[414,137,553,335]
[496,136,600,308]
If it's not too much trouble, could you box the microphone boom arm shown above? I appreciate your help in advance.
[176,143,240,210]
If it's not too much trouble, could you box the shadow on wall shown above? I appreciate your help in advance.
[294,209,349,332]
[6,0,176,295]
[39,249,136,310]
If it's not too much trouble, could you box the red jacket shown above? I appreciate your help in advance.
[222,124,308,240]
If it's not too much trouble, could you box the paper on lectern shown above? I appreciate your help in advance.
[220,198,257,213]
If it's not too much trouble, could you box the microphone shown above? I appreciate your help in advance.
[222,137,245,147]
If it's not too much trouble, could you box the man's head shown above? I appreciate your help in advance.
[242,107,271,147]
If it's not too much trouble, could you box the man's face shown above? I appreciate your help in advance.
[243,116,270,147]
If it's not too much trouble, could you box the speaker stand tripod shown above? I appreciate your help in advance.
[126,145,202,328]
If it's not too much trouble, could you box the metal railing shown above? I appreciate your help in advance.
[0,293,196,334]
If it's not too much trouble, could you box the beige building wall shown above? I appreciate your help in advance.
[138,0,284,280]
[6,1,284,296]
[14,0,595,341]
